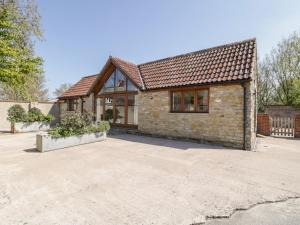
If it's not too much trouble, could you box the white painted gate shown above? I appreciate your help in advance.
[270,116,294,137]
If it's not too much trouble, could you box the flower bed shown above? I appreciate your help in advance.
[36,131,107,152]
[37,112,110,152]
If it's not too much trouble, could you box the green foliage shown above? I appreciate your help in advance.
[0,1,46,101]
[7,104,26,123]
[7,104,54,123]
[0,8,43,86]
[26,107,44,122]
[43,114,54,122]
[104,108,121,120]
[104,108,113,120]
[258,31,300,110]
[48,112,110,138]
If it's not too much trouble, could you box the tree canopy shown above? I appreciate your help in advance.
[53,83,73,98]
[0,0,47,101]
[258,31,300,111]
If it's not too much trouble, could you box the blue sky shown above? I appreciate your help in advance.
[35,0,300,98]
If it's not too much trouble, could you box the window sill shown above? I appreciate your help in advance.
[169,111,209,114]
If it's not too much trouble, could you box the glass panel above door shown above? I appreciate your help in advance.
[98,69,137,94]
[127,79,137,91]
[100,70,115,93]
[115,70,126,92]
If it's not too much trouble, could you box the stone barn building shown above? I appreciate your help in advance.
[58,39,257,150]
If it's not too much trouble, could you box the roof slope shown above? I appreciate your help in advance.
[138,38,256,89]
[110,57,143,88]
[59,38,256,98]
[60,74,98,98]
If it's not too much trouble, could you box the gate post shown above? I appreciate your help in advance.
[257,114,270,136]
[295,114,300,138]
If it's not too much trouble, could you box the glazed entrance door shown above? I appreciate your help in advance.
[101,94,137,127]
[104,96,114,123]
[103,95,126,125]
[115,96,126,124]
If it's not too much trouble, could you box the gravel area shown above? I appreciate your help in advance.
[0,133,299,225]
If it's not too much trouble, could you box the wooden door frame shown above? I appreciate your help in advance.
[97,93,138,129]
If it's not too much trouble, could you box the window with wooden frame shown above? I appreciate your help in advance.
[170,88,209,113]
[67,99,77,111]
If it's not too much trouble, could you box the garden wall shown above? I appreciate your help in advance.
[257,114,270,136]
[265,105,300,117]
[0,100,59,132]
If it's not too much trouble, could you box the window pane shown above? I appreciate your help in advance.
[96,98,104,121]
[102,71,115,93]
[184,92,195,111]
[67,99,75,111]
[104,96,114,123]
[128,95,138,125]
[127,79,137,91]
[197,90,209,112]
[115,96,125,124]
[115,70,126,92]
[172,92,181,111]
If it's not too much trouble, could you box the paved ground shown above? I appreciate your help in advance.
[206,198,300,225]
[0,133,299,225]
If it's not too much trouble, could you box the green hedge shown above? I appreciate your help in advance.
[7,105,54,123]
[48,112,110,138]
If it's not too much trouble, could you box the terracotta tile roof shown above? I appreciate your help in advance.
[59,38,256,98]
[59,74,98,98]
[110,57,144,88]
[138,38,256,89]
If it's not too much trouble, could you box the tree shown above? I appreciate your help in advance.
[257,59,276,112]
[271,32,300,105]
[258,31,300,110]
[53,83,72,98]
[0,0,46,101]
[0,72,48,101]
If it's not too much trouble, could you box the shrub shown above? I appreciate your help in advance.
[48,112,110,138]
[43,114,54,122]
[60,112,91,130]
[7,105,27,123]
[26,107,44,122]
[7,105,54,123]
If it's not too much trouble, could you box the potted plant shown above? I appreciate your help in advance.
[7,105,54,133]
[36,112,110,152]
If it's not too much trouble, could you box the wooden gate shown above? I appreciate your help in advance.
[270,116,295,137]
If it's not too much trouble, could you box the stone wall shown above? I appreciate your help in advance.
[138,84,251,149]
[265,105,300,117]
[0,100,59,131]
[244,76,257,150]
[59,95,94,118]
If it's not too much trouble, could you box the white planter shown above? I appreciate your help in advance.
[13,122,50,133]
[36,132,107,152]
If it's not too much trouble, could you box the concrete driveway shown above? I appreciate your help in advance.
[0,133,299,225]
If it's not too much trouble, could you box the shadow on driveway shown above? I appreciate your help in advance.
[23,148,39,153]
[108,133,240,151]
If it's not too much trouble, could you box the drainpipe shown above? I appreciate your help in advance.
[80,97,84,114]
[242,82,247,150]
